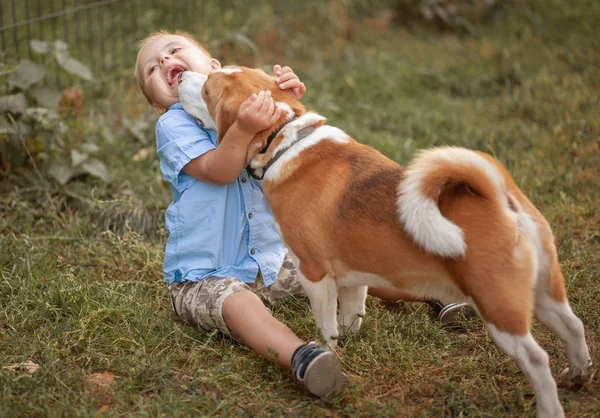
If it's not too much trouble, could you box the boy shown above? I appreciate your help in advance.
[136,30,347,397]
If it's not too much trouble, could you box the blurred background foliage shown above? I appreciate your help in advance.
[0,0,511,238]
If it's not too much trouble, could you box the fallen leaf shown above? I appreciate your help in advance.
[5,360,40,374]
[200,384,222,401]
[88,371,115,388]
[0,156,11,176]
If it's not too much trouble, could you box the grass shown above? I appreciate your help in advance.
[1,0,599,416]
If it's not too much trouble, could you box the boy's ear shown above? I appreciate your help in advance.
[152,103,167,116]
[210,59,221,70]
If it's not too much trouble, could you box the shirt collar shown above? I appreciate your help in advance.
[167,102,216,143]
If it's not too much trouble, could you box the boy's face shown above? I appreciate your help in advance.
[138,35,220,115]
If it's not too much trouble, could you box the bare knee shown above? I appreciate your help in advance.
[222,290,266,323]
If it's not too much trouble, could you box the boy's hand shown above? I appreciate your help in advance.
[236,90,282,136]
[274,64,306,99]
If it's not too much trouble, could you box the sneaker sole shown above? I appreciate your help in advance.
[302,351,349,397]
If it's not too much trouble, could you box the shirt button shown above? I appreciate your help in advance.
[250,248,256,255]
[241,177,247,183]
[248,212,253,219]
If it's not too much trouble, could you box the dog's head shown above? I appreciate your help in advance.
[178,66,306,163]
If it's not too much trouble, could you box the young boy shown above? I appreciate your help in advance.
[136,30,347,397]
[135,30,472,398]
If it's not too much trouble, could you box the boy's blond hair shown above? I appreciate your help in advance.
[135,30,211,104]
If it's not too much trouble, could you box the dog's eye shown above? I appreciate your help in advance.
[204,87,208,96]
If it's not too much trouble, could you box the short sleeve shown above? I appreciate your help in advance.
[156,111,216,192]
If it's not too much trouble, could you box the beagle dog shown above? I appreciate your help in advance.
[178,67,591,417]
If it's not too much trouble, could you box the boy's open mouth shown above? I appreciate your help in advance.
[167,65,187,86]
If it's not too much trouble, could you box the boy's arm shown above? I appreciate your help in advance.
[182,121,253,184]
[183,90,281,184]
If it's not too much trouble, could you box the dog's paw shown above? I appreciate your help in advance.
[338,313,364,337]
[323,334,339,349]
[315,330,339,349]
[558,358,593,390]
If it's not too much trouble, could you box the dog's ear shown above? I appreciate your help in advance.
[215,100,236,144]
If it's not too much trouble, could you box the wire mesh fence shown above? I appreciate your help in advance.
[0,0,238,95]
[0,0,358,101]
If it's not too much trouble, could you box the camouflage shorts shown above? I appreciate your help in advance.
[168,253,306,339]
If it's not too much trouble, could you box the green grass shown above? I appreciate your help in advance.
[1,0,599,416]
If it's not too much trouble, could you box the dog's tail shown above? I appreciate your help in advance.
[397,146,511,258]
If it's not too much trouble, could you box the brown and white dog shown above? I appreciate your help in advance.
[178,67,591,417]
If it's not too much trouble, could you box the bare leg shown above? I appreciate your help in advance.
[367,287,423,302]
[222,289,302,367]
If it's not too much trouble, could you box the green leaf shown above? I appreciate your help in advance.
[101,126,115,144]
[7,60,47,91]
[0,93,28,114]
[23,107,60,129]
[29,86,62,109]
[71,149,88,167]
[30,40,50,55]
[81,142,100,153]
[0,114,17,135]
[81,158,110,182]
[53,40,69,54]
[48,161,77,185]
[56,54,93,81]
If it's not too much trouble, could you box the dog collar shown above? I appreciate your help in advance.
[246,119,317,180]
[247,119,317,180]
[260,116,297,155]
[261,124,317,175]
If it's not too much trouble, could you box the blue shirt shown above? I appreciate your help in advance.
[156,102,286,286]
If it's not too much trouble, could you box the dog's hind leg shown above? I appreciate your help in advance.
[471,287,564,417]
[337,285,368,337]
[533,243,591,389]
[484,323,563,418]
[464,234,564,417]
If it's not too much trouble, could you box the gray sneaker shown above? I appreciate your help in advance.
[428,300,476,330]
[292,343,349,397]
[438,302,476,329]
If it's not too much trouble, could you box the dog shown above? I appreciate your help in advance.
[178,67,592,417]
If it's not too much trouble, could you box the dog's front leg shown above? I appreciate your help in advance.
[338,285,367,337]
[298,273,339,348]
